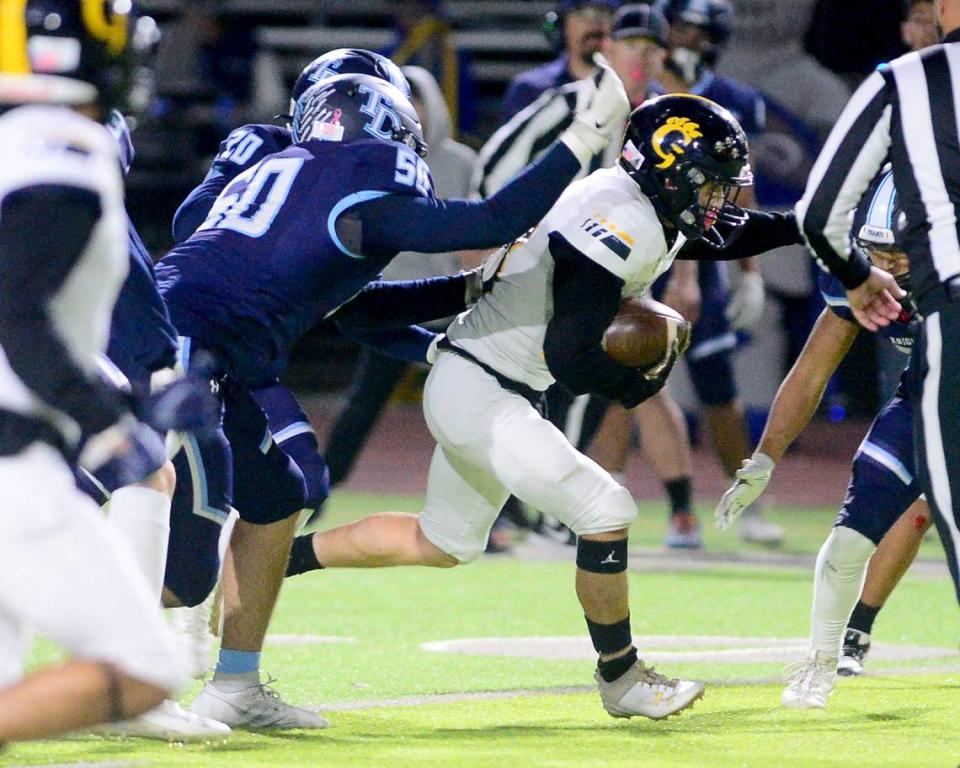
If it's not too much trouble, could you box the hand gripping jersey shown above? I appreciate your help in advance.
[0,106,128,442]
[157,139,435,386]
[447,165,684,391]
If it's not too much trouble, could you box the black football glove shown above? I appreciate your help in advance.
[616,355,677,409]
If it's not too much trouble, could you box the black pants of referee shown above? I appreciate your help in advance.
[913,292,960,606]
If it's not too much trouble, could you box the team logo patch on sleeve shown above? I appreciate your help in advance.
[581,217,634,260]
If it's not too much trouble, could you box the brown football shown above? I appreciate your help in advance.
[602,296,691,369]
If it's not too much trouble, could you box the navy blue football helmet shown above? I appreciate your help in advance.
[291,48,410,110]
[0,0,135,111]
[291,73,426,157]
[661,0,732,47]
[620,93,752,247]
[660,0,732,83]
[852,168,911,293]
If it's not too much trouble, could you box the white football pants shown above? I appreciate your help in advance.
[0,444,185,693]
[419,352,638,563]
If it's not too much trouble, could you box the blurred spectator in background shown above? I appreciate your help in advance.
[804,0,915,89]
[901,0,939,51]
[153,1,257,154]
[715,0,849,141]
[383,0,477,137]
[322,66,478,489]
[641,0,784,545]
[501,0,621,122]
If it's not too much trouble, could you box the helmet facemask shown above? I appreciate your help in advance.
[668,163,752,247]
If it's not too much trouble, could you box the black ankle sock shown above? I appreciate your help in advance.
[598,647,638,682]
[286,534,324,577]
[665,476,692,518]
[847,600,880,635]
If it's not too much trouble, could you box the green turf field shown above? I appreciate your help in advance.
[4,492,958,767]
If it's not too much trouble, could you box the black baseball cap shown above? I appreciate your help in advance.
[611,3,670,47]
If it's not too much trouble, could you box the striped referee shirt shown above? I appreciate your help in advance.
[797,29,960,305]
[473,80,622,198]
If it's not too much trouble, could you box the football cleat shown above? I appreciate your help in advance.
[665,513,703,549]
[96,699,231,742]
[837,629,871,677]
[596,660,705,719]
[781,651,837,709]
[191,678,330,730]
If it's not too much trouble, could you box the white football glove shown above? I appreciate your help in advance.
[560,54,630,164]
[725,271,765,331]
[715,452,775,530]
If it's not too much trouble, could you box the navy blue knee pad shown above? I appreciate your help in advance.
[576,537,628,574]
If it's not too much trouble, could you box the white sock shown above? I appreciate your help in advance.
[107,485,171,602]
[809,526,876,660]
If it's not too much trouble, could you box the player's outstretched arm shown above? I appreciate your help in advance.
[330,271,481,330]
[715,307,859,529]
[336,323,436,364]
[676,210,802,261]
[350,62,629,255]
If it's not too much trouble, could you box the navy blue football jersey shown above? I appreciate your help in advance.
[818,271,915,354]
[106,217,179,389]
[156,138,436,386]
[172,123,292,244]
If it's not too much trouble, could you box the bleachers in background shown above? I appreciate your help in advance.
[137,0,557,142]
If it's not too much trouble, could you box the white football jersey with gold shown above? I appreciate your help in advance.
[447,164,686,390]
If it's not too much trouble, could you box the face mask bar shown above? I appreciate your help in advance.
[680,175,750,249]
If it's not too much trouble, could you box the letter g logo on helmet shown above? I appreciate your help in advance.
[652,117,703,170]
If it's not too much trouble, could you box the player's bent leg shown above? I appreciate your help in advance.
[476,398,703,719]
[0,660,168,742]
[782,525,874,709]
[0,447,186,739]
[839,498,931,676]
[190,383,327,730]
[831,387,923,677]
[296,511,460,571]
[577,532,704,720]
